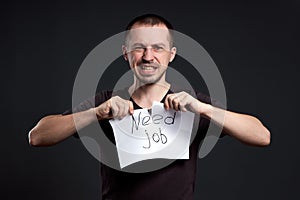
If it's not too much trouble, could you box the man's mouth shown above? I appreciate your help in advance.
[140,65,157,70]
[138,64,158,75]
[139,63,159,69]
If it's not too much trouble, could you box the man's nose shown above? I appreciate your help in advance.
[142,48,154,62]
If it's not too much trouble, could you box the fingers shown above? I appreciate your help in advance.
[95,96,134,120]
[166,94,180,111]
[109,96,134,120]
[164,92,194,112]
[179,94,189,112]
[98,91,199,121]
[129,101,134,115]
[103,99,112,114]
[165,94,180,111]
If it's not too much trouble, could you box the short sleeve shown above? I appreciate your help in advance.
[62,90,113,115]
[62,90,113,138]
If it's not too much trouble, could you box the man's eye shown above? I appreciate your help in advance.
[153,46,164,51]
[134,46,144,50]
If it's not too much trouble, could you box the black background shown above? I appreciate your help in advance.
[6,0,299,199]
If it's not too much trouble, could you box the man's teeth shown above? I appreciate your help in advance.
[141,66,155,70]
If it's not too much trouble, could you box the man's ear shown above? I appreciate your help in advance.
[122,45,128,61]
[169,47,177,62]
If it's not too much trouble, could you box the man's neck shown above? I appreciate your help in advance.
[128,82,170,109]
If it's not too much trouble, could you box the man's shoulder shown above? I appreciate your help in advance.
[169,85,211,103]
[195,91,211,104]
[94,90,113,105]
[95,88,130,103]
[169,85,224,108]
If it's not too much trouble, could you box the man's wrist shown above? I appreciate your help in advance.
[91,107,101,121]
[198,102,213,119]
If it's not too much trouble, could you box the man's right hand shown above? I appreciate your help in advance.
[94,96,134,120]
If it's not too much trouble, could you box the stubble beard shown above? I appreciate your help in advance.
[134,68,167,87]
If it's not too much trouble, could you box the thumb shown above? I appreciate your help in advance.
[129,101,134,115]
[104,99,112,114]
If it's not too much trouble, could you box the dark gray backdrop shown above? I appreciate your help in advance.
[6,0,299,199]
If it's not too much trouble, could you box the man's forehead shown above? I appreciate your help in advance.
[126,25,170,44]
[130,23,169,29]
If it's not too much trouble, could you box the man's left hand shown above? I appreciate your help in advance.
[164,91,204,114]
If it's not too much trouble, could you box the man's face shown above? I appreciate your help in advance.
[123,24,176,85]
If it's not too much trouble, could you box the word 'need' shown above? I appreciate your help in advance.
[131,111,177,134]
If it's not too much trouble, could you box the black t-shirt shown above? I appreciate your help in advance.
[64,88,221,200]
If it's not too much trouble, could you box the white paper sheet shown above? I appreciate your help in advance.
[109,101,195,168]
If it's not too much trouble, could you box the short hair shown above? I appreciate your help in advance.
[125,14,174,30]
[125,14,174,47]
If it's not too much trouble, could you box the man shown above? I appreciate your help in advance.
[29,14,270,199]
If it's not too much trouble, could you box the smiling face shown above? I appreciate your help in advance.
[123,24,176,86]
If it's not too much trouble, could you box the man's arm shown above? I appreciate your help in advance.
[201,106,271,146]
[28,109,96,146]
[28,96,133,146]
[164,92,271,146]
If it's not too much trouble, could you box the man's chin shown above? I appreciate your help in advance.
[137,77,158,85]
[135,72,165,86]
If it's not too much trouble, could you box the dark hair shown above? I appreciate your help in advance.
[125,14,174,30]
[125,14,174,47]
